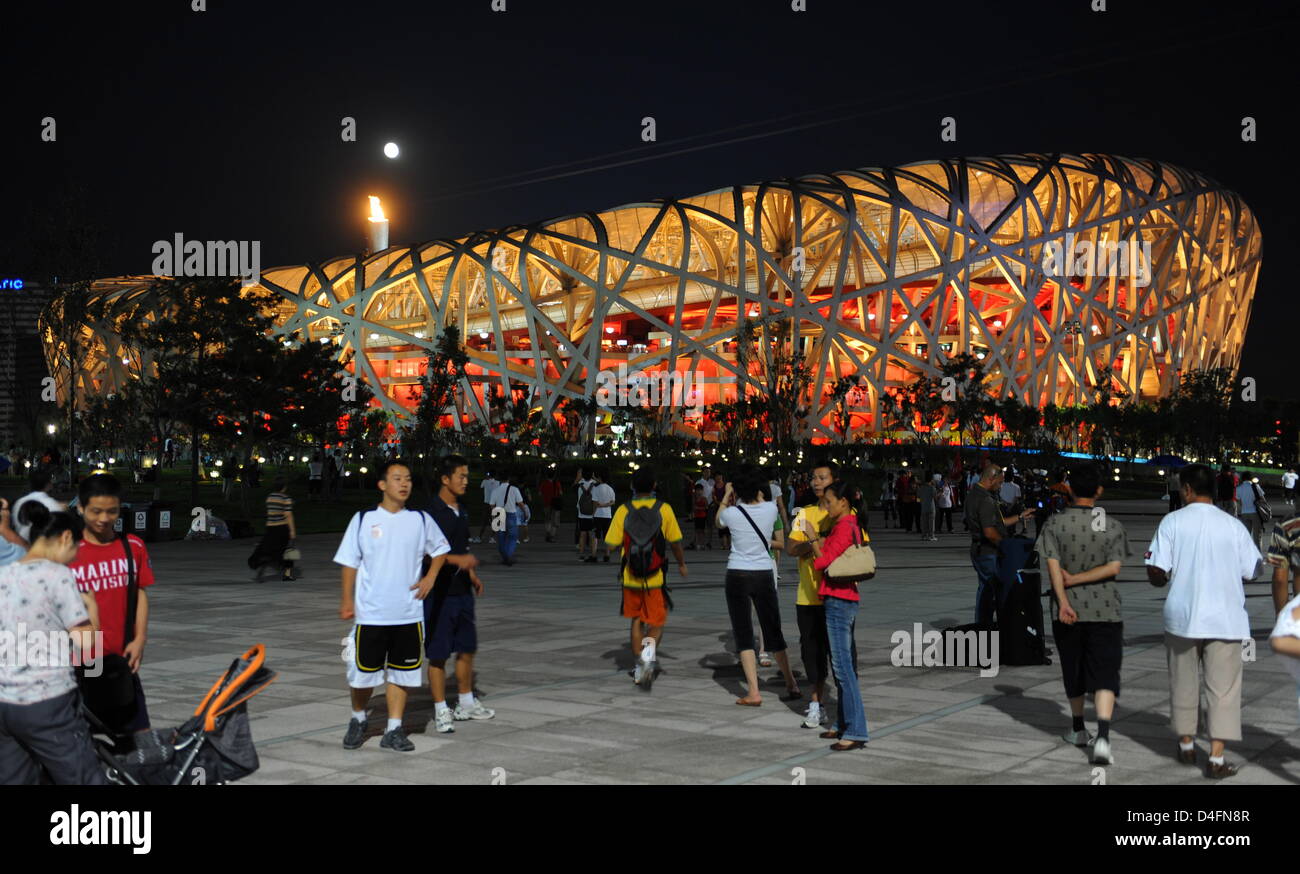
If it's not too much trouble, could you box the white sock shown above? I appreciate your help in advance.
[435,701,450,714]
[459,692,476,709]
[1209,754,1225,765]
[351,710,366,722]
[386,718,402,732]
[642,639,656,661]
[808,701,821,714]
[1179,740,1195,752]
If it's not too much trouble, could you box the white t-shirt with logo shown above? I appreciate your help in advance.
[491,482,524,514]
[592,483,616,519]
[333,507,450,626]
[1283,472,1298,489]
[720,502,779,571]
[576,479,596,519]
[1144,502,1260,639]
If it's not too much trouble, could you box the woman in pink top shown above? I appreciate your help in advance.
[804,481,869,750]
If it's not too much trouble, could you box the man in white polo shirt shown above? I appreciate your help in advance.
[473,471,499,544]
[335,461,463,753]
[1145,463,1262,779]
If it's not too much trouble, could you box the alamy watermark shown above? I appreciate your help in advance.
[890,623,1000,678]
[1042,232,1151,287]
[595,363,702,408]
[0,624,103,676]
[151,233,261,287]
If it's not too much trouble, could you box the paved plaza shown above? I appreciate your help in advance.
[135,500,1300,785]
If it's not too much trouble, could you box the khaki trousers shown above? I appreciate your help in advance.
[1164,633,1243,741]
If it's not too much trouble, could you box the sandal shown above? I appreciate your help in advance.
[830,740,866,751]
[736,698,762,707]
[819,729,842,739]
[780,688,803,702]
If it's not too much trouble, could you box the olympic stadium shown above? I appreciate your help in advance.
[48,153,1260,440]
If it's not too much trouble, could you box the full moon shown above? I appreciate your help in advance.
[383,142,399,159]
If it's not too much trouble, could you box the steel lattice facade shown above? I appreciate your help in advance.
[55,153,1260,440]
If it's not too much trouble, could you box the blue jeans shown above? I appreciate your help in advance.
[824,596,869,742]
[498,512,519,561]
[973,552,1000,625]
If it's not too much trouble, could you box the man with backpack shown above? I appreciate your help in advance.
[604,468,688,689]
[575,467,598,560]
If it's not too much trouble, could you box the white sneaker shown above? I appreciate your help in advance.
[434,708,455,733]
[1062,728,1093,746]
[1092,737,1113,765]
[801,706,825,729]
[454,700,496,721]
[632,663,644,684]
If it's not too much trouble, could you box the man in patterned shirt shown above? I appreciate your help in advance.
[1038,464,1129,766]
[1267,514,1300,614]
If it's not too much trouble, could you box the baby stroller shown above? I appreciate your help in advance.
[93,644,277,785]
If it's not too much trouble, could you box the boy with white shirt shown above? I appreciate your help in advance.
[490,474,524,566]
[1145,463,1262,778]
[335,461,467,752]
[473,471,499,544]
[587,471,616,563]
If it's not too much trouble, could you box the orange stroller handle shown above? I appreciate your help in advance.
[195,644,271,733]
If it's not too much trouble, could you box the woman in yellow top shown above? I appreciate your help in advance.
[248,475,297,582]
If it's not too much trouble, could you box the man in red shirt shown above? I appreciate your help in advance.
[71,474,156,737]
[539,473,562,542]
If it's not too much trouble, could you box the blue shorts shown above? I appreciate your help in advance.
[423,593,477,661]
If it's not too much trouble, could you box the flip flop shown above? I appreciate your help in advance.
[780,689,803,702]
[735,698,763,707]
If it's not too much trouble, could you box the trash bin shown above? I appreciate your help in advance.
[146,502,174,542]
[129,503,151,540]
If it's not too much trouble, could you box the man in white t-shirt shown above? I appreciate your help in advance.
[586,472,617,563]
[490,476,524,566]
[696,467,715,504]
[335,461,467,753]
[1282,469,1298,506]
[1145,463,1262,778]
[473,471,499,544]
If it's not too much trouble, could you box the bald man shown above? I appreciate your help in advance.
[964,463,1035,625]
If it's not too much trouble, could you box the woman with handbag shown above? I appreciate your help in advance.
[805,481,873,751]
[717,473,800,705]
[249,476,297,582]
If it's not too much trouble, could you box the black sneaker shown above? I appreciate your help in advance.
[380,727,415,752]
[343,717,367,749]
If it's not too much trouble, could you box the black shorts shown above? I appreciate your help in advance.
[594,517,611,538]
[578,517,595,532]
[355,623,425,673]
[424,594,477,661]
[693,516,708,530]
[1052,620,1123,698]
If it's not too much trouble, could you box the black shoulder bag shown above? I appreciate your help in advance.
[79,534,140,728]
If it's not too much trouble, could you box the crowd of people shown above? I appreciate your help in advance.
[2,448,1299,784]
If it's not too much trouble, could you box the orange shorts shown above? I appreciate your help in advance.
[622,587,667,627]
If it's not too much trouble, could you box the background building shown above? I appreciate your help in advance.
[51,153,1260,440]
[1,280,56,449]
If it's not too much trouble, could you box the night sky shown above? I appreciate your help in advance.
[3,0,1295,394]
